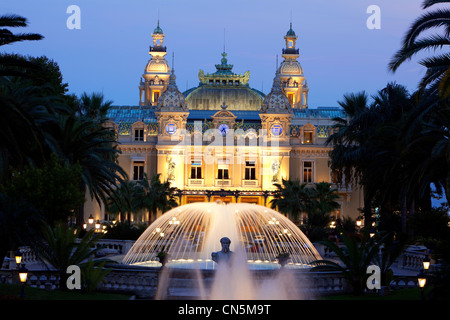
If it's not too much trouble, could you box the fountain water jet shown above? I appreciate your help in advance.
[122,201,322,299]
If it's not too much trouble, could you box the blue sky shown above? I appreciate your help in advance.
[3,0,428,108]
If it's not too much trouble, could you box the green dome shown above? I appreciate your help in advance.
[286,23,296,36]
[153,20,163,34]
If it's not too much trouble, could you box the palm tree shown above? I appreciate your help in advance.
[134,173,179,222]
[326,91,375,227]
[0,192,43,267]
[327,84,422,233]
[0,77,62,181]
[35,223,105,290]
[0,14,44,78]
[301,182,341,240]
[389,0,450,98]
[0,14,43,46]
[407,98,450,205]
[367,83,417,233]
[52,113,127,225]
[105,179,139,222]
[309,182,341,216]
[270,179,312,223]
[311,228,390,295]
[77,92,113,120]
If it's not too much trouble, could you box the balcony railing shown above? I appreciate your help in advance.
[149,46,167,53]
[242,179,259,187]
[188,178,204,186]
[215,179,231,187]
[282,48,299,55]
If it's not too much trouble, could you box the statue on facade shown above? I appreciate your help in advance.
[167,157,176,182]
[211,237,233,264]
[271,160,280,182]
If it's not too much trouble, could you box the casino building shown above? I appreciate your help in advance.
[84,21,363,224]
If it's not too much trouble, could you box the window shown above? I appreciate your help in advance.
[245,161,256,180]
[303,161,313,183]
[153,91,160,103]
[287,92,295,105]
[190,161,202,179]
[218,160,230,179]
[304,131,313,144]
[218,168,229,180]
[218,166,229,179]
[133,161,145,180]
[134,129,144,141]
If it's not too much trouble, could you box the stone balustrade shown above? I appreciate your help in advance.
[398,247,429,271]
[0,241,427,299]
[0,266,420,299]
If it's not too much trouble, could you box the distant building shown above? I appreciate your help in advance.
[84,21,362,224]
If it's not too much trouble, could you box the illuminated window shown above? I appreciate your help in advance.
[287,93,295,105]
[133,161,145,180]
[304,131,313,144]
[303,161,313,183]
[153,91,160,103]
[245,161,256,180]
[190,161,202,179]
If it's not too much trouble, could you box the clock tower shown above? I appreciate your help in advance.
[139,20,171,106]
[260,67,293,144]
[155,62,189,144]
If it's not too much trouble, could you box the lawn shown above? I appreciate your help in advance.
[321,287,430,300]
[0,283,133,300]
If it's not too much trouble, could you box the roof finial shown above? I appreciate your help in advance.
[223,28,226,53]
[172,52,175,73]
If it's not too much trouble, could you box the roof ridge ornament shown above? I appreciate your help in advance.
[221,101,228,110]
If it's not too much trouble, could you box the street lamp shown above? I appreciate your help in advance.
[418,270,427,300]
[18,264,28,299]
[88,214,94,225]
[15,250,22,268]
[95,220,101,231]
[423,255,431,271]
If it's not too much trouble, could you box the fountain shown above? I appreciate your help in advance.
[122,201,322,299]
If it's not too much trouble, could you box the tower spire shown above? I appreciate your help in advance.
[223,28,226,53]
[172,52,175,73]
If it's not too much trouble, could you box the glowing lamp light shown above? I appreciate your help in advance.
[418,271,427,288]
[88,214,94,224]
[356,215,363,227]
[19,265,28,283]
[423,255,431,271]
[15,250,22,267]
[95,220,101,230]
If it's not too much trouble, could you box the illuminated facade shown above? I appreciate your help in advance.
[84,22,363,224]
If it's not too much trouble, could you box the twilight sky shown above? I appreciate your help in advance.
[3,0,429,108]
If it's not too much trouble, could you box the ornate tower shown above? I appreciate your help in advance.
[155,58,189,144]
[278,23,309,109]
[260,68,293,143]
[139,20,171,106]
[155,59,189,186]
